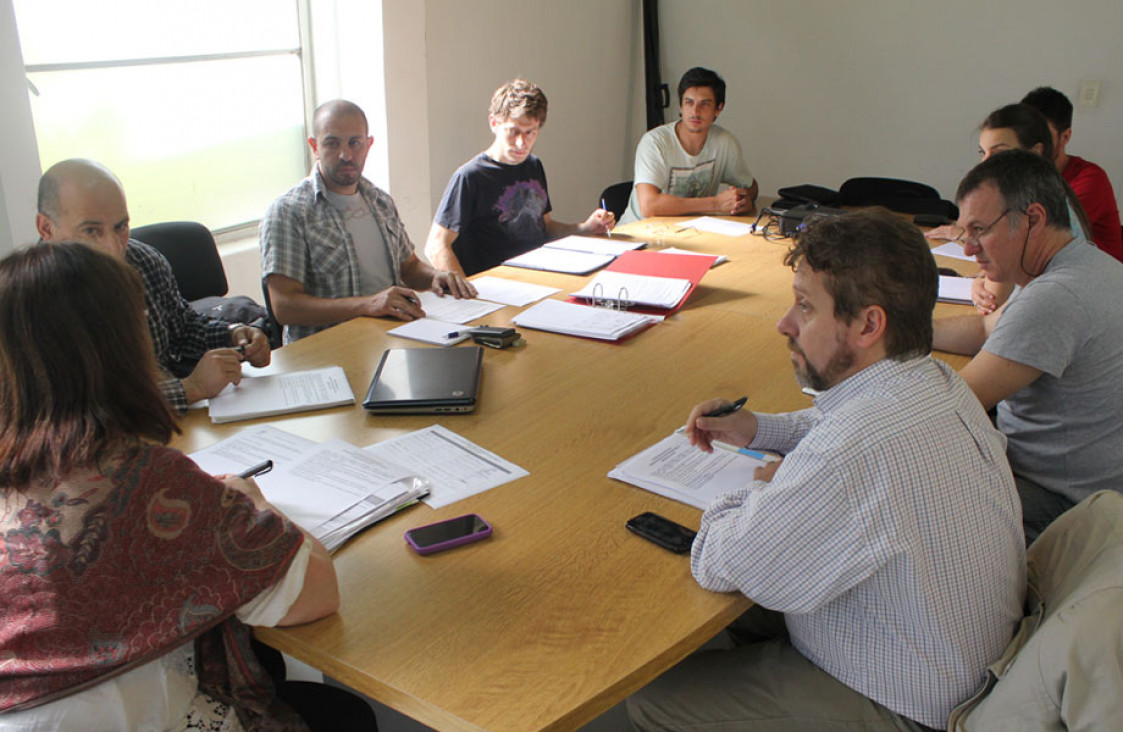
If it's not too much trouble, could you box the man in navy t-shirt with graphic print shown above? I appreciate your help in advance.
[425,78,615,276]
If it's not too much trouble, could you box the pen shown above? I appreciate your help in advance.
[601,198,612,238]
[705,396,747,418]
[236,459,273,479]
[712,440,779,462]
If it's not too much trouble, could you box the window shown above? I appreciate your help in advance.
[15,0,311,233]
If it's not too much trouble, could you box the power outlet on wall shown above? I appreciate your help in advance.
[1078,79,1101,108]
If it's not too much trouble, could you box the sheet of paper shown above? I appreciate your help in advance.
[262,439,417,529]
[545,234,645,257]
[188,424,316,475]
[608,432,766,509]
[207,366,355,423]
[364,424,529,508]
[470,276,561,307]
[504,247,614,275]
[938,275,973,304]
[389,318,472,346]
[660,247,728,267]
[930,241,974,261]
[573,271,691,309]
[679,216,754,237]
[512,298,660,340]
[416,290,505,324]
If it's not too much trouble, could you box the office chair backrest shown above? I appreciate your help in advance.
[599,181,634,221]
[948,490,1123,730]
[838,177,958,218]
[131,221,228,301]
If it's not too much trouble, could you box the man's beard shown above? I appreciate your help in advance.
[788,337,855,392]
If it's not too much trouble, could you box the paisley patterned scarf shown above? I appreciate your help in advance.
[0,443,306,728]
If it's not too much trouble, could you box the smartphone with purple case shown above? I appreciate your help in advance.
[405,513,492,555]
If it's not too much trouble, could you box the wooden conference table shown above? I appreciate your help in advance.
[171,216,976,732]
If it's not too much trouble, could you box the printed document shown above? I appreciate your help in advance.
[207,366,355,423]
[609,432,766,509]
[679,216,754,237]
[416,290,505,323]
[470,276,561,307]
[365,424,529,508]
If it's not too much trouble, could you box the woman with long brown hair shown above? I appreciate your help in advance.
[0,242,369,730]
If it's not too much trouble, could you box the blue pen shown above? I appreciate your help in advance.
[601,198,612,238]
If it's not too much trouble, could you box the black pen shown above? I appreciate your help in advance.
[705,396,747,418]
[237,460,274,479]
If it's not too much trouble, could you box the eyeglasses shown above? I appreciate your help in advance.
[953,208,1013,248]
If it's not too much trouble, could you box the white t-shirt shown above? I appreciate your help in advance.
[620,121,755,224]
[323,187,395,296]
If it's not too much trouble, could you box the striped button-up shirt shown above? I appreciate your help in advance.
[692,357,1026,728]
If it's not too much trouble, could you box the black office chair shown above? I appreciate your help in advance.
[838,177,958,219]
[598,180,633,221]
[131,221,278,346]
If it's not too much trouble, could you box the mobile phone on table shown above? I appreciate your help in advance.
[626,512,696,554]
[405,513,493,555]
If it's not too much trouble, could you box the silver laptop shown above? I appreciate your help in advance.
[363,347,483,414]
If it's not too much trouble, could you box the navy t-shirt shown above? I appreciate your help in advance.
[435,153,553,275]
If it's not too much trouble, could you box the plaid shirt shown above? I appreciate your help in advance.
[126,240,232,414]
[259,170,415,343]
[691,357,1026,728]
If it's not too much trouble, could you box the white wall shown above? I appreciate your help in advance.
[0,0,41,253]
[657,0,1123,207]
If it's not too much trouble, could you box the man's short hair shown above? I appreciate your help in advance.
[489,79,548,126]
[1022,86,1074,133]
[311,99,368,137]
[956,149,1072,232]
[980,104,1054,161]
[783,208,937,361]
[677,67,726,107]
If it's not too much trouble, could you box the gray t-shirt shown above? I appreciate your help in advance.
[619,121,755,224]
[322,187,394,296]
[984,232,1123,503]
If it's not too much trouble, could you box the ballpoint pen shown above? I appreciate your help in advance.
[705,396,748,418]
[601,198,612,238]
[237,460,274,479]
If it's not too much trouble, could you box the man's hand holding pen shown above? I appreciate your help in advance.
[685,395,759,454]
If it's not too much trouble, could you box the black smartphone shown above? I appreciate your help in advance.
[405,514,493,555]
[626,512,697,554]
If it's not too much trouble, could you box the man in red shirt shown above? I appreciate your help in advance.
[1023,86,1122,261]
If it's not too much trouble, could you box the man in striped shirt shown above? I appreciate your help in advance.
[628,209,1025,731]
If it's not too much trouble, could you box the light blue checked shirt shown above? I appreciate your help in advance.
[692,357,1026,728]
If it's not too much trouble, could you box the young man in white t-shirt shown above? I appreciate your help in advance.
[620,67,759,224]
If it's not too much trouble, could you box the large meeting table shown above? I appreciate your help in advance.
[171,214,977,731]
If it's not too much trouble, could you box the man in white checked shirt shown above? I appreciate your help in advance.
[627,209,1025,731]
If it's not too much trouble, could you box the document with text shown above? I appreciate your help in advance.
[470,276,561,307]
[609,432,767,509]
[207,366,355,423]
[416,290,505,323]
[364,424,529,508]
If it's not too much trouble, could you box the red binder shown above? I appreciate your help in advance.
[569,250,718,314]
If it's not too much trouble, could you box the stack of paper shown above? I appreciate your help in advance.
[416,290,505,322]
[388,318,472,346]
[190,424,529,550]
[542,234,646,257]
[512,298,659,341]
[573,271,692,309]
[679,216,755,237]
[470,276,561,307]
[207,366,355,424]
[190,427,428,551]
[938,275,973,305]
[660,247,728,267]
[608,432,769,509]
[504,247,615,275]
